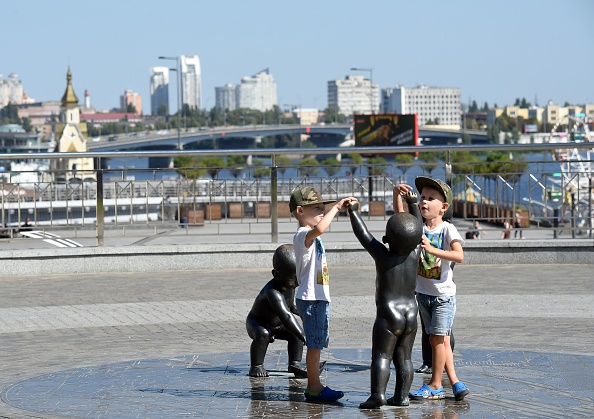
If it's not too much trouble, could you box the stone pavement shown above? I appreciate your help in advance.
[0,263,593,418]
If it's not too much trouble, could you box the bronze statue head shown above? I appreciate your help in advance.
[382,212,423,256]
[272,244,298,290]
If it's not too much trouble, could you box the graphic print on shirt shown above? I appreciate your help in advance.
[315,238,330,285]
[418,230,445,280]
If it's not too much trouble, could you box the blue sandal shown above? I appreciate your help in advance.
[304,386,344,402]
[452,381,469,401]
[409,384,445,400]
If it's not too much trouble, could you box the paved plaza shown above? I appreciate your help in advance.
[0,263,592,418]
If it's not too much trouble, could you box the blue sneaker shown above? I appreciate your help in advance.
[409,384,445,400]
[304,386,344,402]
[452,381,469,401]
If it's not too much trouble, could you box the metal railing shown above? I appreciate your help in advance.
[1,142,592,244]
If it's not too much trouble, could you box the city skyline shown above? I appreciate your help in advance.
[2,0,593,115]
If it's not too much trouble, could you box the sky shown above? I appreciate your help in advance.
[2,0,593,115]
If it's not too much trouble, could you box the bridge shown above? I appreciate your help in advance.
[87,124,488,152]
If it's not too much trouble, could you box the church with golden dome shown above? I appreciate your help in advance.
[51,67,96,182]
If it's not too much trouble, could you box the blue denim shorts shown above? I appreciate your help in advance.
[416,293,456,336]
[296,299,330,350]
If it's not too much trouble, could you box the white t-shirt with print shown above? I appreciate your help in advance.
[293,226,331,302]
[416,221,464,297]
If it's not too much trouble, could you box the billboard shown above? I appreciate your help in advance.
[354,114,418,147]
[524,124,538,133]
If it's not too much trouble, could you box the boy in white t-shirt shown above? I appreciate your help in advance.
[289,186,356,402]
[395,177,469,402]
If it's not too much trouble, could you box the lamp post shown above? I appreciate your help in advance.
[283,104,300,147]
[159,56,182,149]
[351,67,375,203]
[350,67,374,114]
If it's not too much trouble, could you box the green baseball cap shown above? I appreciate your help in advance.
[415,176,453,205]
[289,187,336,212]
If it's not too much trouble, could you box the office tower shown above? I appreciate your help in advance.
[180,55,202,110]
[382,85,461,127]
[120,89,142,116]
[150,67,170,116]
[236,69,277,111]
[215,83,236,111]
[327,75,379,116]
[0,73,24,108]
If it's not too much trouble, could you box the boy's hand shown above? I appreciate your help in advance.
[405,191,418,205]
[394,183,413,197]
[336,197,357,210]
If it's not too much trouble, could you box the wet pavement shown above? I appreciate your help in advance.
[0,264,592,418]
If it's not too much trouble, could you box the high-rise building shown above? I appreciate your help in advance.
[180,55,201,110]
[150,67,169,116]
[120,89,142,116]
[382,85,461,127]
[0,73,25,108]
[327,75,379,116]
[236,69,277,111]
[215,83,236,111]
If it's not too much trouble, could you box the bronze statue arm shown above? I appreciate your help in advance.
[404,191,423,223]
[266,289,306,342]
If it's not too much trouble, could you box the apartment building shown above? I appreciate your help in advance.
[0,73,31,107]
[327,75,379,115]
[180,55,202,110]
[381,85,461,127]
[149,67,169,116]
[120,89,142,116]
[215,83,236,111]
[487,102,594,130]
[235,69,277,112]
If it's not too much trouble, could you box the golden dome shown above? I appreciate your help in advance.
[61,67,79,107]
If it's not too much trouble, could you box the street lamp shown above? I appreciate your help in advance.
[283,104,300,147]
[350,67,374,114]
[351,67,375,203]
[159,56,182,149]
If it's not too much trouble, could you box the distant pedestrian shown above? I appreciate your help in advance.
[501,220,511,239]
[19,217,33,236]
[514,211,523,239]
[466,220,486,240]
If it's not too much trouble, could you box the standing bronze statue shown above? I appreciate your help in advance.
[348,192,423,408]
[246,244,308,378]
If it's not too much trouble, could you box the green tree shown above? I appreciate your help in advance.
[21,117,33,133]
[298,158,320,177]
[227,155,245,178]
[125,103,137,114]
[346,153,363,176]
[419,152,439,174]
[275,155,293,177]
[321,157,341,177]
[323,107,347,124]
[487,124,500,144]
[199,156,226,179]
[394,154,414,175]
[173,156,206,179]
[157,104,168,117]
[251,159,269,178]
[451,151,481,175]
[367,156,387,176]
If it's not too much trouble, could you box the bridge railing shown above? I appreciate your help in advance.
[0,142,592,244]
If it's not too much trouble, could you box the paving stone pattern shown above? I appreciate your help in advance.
[0,265,592,418]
